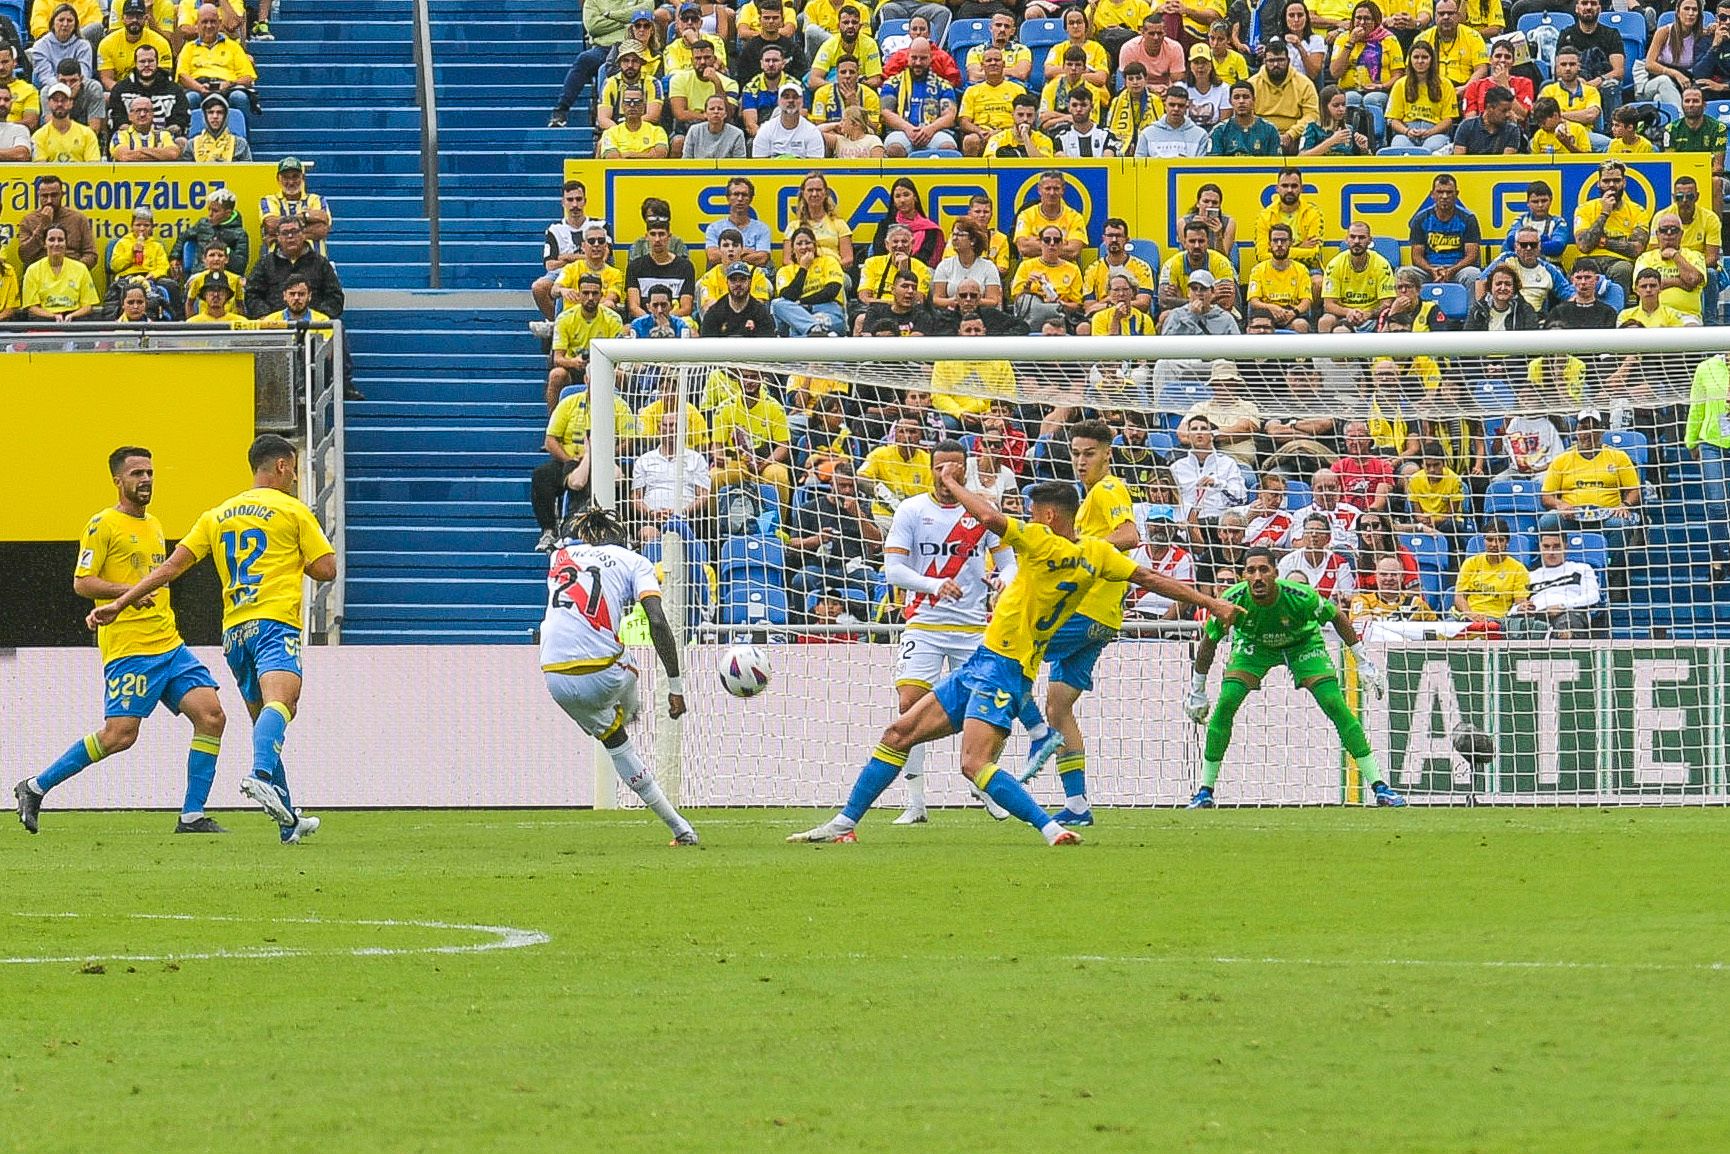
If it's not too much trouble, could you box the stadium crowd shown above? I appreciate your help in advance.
[0,0,355,345]
[524,0,1730,631]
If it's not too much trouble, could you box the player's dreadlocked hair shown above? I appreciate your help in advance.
[562,505,628,548]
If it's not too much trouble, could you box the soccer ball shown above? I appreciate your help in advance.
[718,645,772,698]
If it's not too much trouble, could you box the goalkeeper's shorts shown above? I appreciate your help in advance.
[1225,637,1336,687]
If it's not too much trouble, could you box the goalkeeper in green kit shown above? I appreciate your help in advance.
[1183,546,1407,808]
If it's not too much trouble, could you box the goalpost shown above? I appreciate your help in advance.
[589,327,1730,808]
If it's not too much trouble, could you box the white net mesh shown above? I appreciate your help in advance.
[594,329,1730,807]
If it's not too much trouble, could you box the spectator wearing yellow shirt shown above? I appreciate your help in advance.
[1401,442,1468,552]
[662,5,729,73]
[530,404,593,552]
[857,414,932,522]
[665,40,737,154]
[0,257,21,320]
[1574,160,1651,298]
[185,271,255,327]
[965,193,1012,278]
[1249,46,1319,149]
[787,171,856,273]
[1197,23,1250,85]
[1538,410,1641,551]
[1041,8,1111,87]
[957,46,1024,155]
[32,0,103,41]
[1606,104,1656,155]
[546,276,626,410]
[1458,0,1501,34]
[1538,46,1604,137]
[1329,3,1406,112]
[1617,267,1692,328]
[772,229,848,334]
[807,5,882,87]
[553,222,625,311]
[184,239,244,317]
[1350,557,1439,626]
[1454,520,1530,623]
[1320,222,1397,332]
[1012,169,1087,261]
[1247,224,1317,331]
[98,0,172,89]
[176,4,257,116]
[107,208,171,281]
[931,319,1016,429]
[711,370,794,501]
[32,84,101,161]
[1179,0,1228,41]
[1106,62,1163,147]
[22,225,99,321]
[1011,228,1085,329]
[174,0,242,39]
[983,92,1056,156]
[1655,176,1721,274]
[637,377,710,452]
[1158,220,1238,314]
[697,231,771,315]
[598,89,670,156]
[1253,168,1326,274]
[1528,96,1589,154]
[810,55,882,149]
[1088,272,1158,336]
[1,45,42,130]
[1037,48,1110,132]
[1385,41,1458,151]
[1413,0,1487,87]
[1631,213,1706,319]
[965,13,1033,84]
[1081,219,1156,317]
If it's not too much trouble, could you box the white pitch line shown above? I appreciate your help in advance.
[1,912,550,965]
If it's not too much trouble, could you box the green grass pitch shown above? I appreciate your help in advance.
[3,807,1726,1153]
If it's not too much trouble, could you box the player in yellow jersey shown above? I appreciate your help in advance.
[1014,419,1139,826]
[91,436,336,843]
[14,447,229,836]
[789,470,1238,845]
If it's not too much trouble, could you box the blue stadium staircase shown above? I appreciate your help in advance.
[247,0,431,287]
[340,302,550,643]
[430,0,583,287]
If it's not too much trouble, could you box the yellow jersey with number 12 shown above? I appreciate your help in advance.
[74,507,181,662]
[984,518,1138,679]
[181,486,335,631]
[1074,474,1135,630]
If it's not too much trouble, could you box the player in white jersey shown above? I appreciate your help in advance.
[540,507,698,845]
[883,440,1053,824]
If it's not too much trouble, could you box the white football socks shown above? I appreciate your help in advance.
[609,740,691,836]
[901,745,926,808]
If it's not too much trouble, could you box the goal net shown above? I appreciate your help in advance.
[588,327,1730,808]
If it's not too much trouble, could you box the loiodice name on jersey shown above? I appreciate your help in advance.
[539,541,661,669]
[888,495,1003,628]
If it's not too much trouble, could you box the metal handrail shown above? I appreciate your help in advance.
[411,0,443,288]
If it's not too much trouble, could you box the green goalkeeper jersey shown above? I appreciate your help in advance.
[1204,579,1338,652]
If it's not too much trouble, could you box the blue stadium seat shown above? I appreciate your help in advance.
[910,147,963,158]
[1517,11,1574,33]
[1484,476,1544,535]
[1371,236,1401,269]
[1143,427,1178,458]
[1419,281,1470,325]
[0,0,22,29]
[1661,8,1716,25]
[1472,378,1517,414]
[1601,11,1646,90]
[1604,428,1649,467]
[1565,530,1610,573]
[1375,146,1434,156]
[1156,380,1212,411]
[1124,237,1160,267]
[876,17,910,42]
[717,534,789,626]
[945,17,993,56]
[1599,279,1625,311]
[1710,99,1730,125]
[1403,532,1449,609]
[188,107,250,140]
[1021,17,1067,86]
[1283,477,1311,510]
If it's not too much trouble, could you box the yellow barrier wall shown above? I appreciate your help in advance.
[0,351,257,540]
[566,156,1713,264]
[0,163,277,280]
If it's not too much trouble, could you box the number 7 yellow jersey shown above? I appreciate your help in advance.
[983,519,1138,680]
[180,486,335,631]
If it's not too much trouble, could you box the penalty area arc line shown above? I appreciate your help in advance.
[1,912,551,965]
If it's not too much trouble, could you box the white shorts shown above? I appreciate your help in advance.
[545,662,641,739]
[894,628,983,690]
